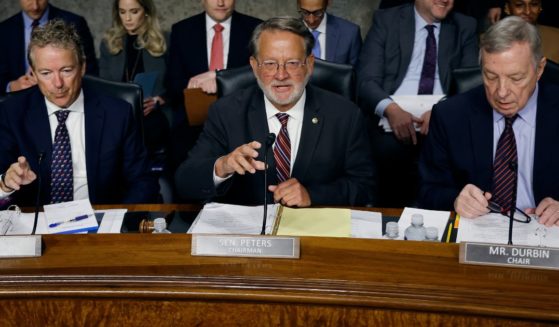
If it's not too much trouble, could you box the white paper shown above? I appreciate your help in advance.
[379,95,445,132]
[457,213,559,247]
[351,209,382,239]
[6,212,48,235]
[96,209,127,233]
[188,202,279,235]
[43,199,98,234]
[397,207,451,241]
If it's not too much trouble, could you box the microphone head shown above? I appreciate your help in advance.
[266,133,276,147]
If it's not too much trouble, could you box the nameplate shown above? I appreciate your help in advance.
[0,235,42,259]
[191,234,300,259]
[459,242,559,270]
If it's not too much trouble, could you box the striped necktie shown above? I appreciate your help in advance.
[274,113,291,183]
[492,115,518,211]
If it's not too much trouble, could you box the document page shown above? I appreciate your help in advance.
[457,213,559,247]
[97,209,127,233]
[188,202,279,235]
[379,95,445,132]
[6,212,48,235]
[276,207,351,237]
[351,209,382,239]
[44,199,98,234]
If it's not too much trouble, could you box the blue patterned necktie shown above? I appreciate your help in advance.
[312,29,321,58]
[274,113,291,183]
[418,25,436,95]
[492,115,518,211]
[51,110,73,203]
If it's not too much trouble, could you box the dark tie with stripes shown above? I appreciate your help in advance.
[274,113,291,183]
[492,115,518,211]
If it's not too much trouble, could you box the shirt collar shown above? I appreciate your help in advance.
[265,89,306,122]
[492,83,539,128]
[45,89,85,116]
[414,6,441,32]
[22,5,50,28]
[205,13,232,33]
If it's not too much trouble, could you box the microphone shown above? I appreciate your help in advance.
[261,133,276,235]
[507,160,518,245]
[32,152,45,235]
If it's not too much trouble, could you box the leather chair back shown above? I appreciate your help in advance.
[217,59,355,101]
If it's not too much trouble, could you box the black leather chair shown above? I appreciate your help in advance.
[449,60,559,96]
[216,58,356,101]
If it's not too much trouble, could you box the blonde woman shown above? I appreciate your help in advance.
[100,0,169,152]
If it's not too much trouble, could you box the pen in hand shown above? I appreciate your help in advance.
[48,214,90,228]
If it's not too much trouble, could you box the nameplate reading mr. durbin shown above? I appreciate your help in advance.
[460,242,559,270]
[191,234,300,259]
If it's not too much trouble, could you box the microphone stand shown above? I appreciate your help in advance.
[507,161,518,245]
[261,133,276,235]
[32,152,45,235]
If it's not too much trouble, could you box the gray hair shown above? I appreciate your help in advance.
[28,19,85,69]
[249,17,315,58]
[480,16,542,67]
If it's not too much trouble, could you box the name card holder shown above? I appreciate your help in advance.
[0,235,42,259]
[459,242,559,270]
[191,234,300,259]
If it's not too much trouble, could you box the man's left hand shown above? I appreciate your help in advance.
[525,197,559,227]
[187,71,217,94]
[143,96,164,116]
[268,178,311,207]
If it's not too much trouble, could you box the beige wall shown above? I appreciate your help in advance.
[0,0,380,57]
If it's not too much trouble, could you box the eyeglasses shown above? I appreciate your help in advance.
[487,201,531,223]
[298,8,325,18]
[257,59,307,75]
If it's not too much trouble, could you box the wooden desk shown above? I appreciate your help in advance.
[0,206,556,326]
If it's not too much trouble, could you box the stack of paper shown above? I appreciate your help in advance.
[44,199,98,234]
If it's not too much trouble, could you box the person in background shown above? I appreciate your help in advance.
[99,0,170,153]
[0,0,98,95]
[175,17,375,207]
[297,0,362,66]
[419,16,559,226]
[0,20,158,206]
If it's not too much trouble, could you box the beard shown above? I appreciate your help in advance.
[256,73,311,109]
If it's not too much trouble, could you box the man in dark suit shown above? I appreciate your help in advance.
[297,0,362,66]
[0,20,157,206]
[0,0,98,95]
[356,0,478,207]
[419,17,559,226]
[175,17,375,207]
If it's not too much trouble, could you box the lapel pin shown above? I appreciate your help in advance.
[312,117,319,124]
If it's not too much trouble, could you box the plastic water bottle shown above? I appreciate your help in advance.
[404,214,426,241]
[152,218,171,234]
[384,221,399,239]
[425,226,439,242]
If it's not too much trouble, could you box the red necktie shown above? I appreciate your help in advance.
[274,113,291,183]
[209,23,224,71]
[492,115,518,211]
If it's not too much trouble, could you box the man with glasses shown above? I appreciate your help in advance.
[175,17,375,207]
[297,0,362,66]
[419,17,559,227]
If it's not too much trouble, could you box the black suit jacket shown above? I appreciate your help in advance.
[419,83,559,210]
[175,86,376,206]
[0,5,99,94]
[166,11,262,103]
[0,86,159,206]
[356,3,478,112]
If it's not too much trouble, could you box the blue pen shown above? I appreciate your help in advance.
[49,214,90,228]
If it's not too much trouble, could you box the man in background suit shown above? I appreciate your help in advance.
[356,0,478,207]
[0,20,158,206]
[0,0,98,95]
[297,0,362,66]
[175,17,375,207]
[419,17,559,226]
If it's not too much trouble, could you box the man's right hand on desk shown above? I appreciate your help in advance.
[215,141,265,178]
[385,102,423,145]
[1,156,37,192]
[454,184,491,218]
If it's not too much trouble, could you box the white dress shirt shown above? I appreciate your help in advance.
[305,14,327,60]
[205,14,232,69]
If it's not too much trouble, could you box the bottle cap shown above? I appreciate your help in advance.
[153,218,166,231]
[411,214,424,226]
[426,226,438,240]
[385,221,399,238]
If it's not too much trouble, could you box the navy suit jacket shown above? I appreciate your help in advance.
[419,83,559,210]
[324,14,362,66]
[175,85,376,206]
[0,5,99,95]
[166,11,262,104]
[356,3,478,112]
[0,86,159,206]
